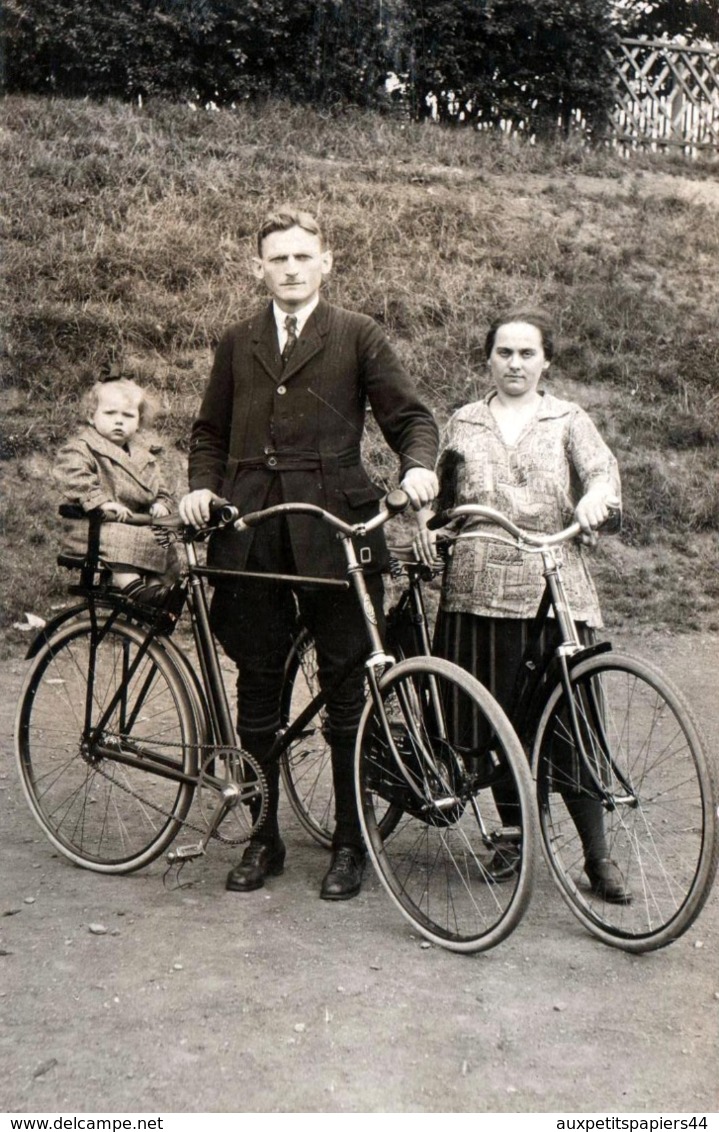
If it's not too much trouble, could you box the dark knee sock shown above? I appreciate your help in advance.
[563,795,608,863]
[240,728,281,844]
[330,737,364,852]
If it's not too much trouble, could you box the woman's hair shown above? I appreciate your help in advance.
[81,378,160,429]
[484,308,555,362]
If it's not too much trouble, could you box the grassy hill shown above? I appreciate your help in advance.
[2,94,719,652]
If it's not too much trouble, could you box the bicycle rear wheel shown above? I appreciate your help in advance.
[15,616,199,873]
[534,652,719,951]
[280,631,334,848]
[280,630,402,847]
[356,657,536,953]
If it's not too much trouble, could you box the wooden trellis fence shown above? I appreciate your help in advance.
[612,38,719,154]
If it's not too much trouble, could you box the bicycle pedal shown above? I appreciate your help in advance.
[167,842,206,862]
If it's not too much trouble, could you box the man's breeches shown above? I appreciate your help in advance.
[210,570,385,748]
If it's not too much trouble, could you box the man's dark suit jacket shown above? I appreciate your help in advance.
[188,298,439,579]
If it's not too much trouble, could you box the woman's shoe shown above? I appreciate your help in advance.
[585,857,632,904]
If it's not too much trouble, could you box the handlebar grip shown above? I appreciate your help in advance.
[385,489,409,515]
[598,505,622,535]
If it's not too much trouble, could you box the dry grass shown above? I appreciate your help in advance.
[2,94,719,648]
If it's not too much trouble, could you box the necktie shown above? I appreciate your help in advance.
[282,314,298,366]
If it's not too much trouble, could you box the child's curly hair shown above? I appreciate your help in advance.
[81,377,160,429]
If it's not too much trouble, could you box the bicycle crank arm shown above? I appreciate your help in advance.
[198,786,243,845]
[167,784,245,863]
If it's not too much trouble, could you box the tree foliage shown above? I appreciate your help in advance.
[617,1,719,42]
[1,0,388,106]
[409,0,620,135]
[1,0,632,137]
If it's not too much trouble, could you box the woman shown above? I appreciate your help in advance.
[415,309,629,902]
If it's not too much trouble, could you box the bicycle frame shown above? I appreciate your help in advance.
[434,505,637,805]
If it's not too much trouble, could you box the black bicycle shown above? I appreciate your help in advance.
[425,503,719,952]
[15,493,538,953]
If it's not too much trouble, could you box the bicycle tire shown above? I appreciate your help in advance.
[15,616,200,873]
[280,631,402,847]
[356,656,537,953]
[533,652,719,952]
[279,630,334,848]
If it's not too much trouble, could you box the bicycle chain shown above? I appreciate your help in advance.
[90,734,268,842]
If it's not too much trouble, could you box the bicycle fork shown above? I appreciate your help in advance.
[543,554,637,809]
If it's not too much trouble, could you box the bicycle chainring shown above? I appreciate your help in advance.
[196,748,268,845]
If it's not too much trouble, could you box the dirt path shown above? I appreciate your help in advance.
[1,629,717,1115]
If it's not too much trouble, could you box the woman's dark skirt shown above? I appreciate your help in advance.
[433,610,597,791]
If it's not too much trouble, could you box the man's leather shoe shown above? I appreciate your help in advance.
[320,846,365,901]
[585,857,632,904]
[226,838,286,893]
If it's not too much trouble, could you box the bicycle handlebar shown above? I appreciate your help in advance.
[233,488,410,537]
[59,491,408,540]
[426,503,619,548]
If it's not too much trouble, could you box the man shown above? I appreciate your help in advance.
[179,207,438,900]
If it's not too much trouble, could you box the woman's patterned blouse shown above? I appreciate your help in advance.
[437,391,621,627]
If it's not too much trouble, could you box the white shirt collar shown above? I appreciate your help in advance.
[273,295,319,346]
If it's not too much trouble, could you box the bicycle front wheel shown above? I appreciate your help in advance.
[356,657,537,953]
[15,616,199,873]
[534,652,719,951]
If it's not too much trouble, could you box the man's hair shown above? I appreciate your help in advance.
[484,308,555,362]
[256,207,326,255]
[81,377,159,429]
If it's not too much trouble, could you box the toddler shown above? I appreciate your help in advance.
[54,378,177,601]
